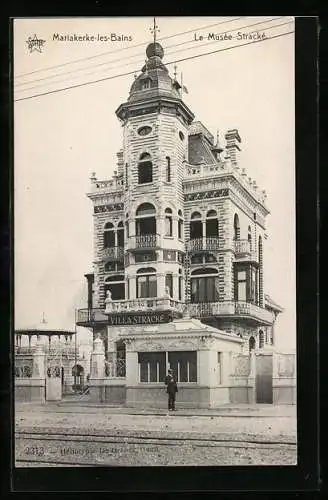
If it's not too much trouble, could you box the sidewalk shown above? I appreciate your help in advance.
[15,400,296,418]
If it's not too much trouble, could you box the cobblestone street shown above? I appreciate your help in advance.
[15,402,297,466]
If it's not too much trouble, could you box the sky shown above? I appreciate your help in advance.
[14,16,296,351]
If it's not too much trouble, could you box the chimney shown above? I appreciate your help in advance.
[225,129,241,166]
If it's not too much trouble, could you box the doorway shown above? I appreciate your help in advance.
[255,354,273,403]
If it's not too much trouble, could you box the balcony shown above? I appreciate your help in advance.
[101,246,124,261]
[76,308,109,327]
[188,301,273,325]
[234,239,258,262]
[186,237,220,252]
[126,234,158,252]
[105,297,185,315]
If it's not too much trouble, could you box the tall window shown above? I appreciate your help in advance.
[190,211,202,239]
[165,208,173,236]
[117,221,124,247]
[236,270,247,301]
[135,203,156,235]
[217,352,222,385]
[166,157,171,182]
[259,330,264,348]
[168,351,197,382]
[233,213,240,240]
[136,267,157,298]
[104,222,115,248]
[191,268,219,302]
[234,264,258,304]
[178,210,183,239]
[178,269,183,301]
[104,275,125,300]
[165,273,173,297]
[248,225,252,250]
[206,210,218,238]
[138,153,153,184]
[138,352,165,382]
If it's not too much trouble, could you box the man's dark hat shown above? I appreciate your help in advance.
[168,368,173,373]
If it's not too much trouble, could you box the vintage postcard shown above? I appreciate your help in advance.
[13,16,298,471]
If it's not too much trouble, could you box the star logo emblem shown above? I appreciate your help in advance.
[26,34,46,53]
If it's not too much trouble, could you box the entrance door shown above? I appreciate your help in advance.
[256,354,273,403]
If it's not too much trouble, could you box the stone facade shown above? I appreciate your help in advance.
[77,40,293,406]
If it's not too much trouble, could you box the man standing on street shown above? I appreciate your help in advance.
[164,368,178,411]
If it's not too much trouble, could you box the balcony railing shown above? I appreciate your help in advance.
[135,234,158,249]
[15,345,77,355]
[101,246,124,261]
[186,237,220,252]
[105,297,185,314]
[234,239,258,261]
[76,308,109,325]
[188,301,273,324]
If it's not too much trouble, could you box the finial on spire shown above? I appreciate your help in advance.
[149,17,160,45]
[41,312,47,324]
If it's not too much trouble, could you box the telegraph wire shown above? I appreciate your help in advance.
[14,16,245,79]
[15,16,288,89]
[14,30,294,103]
[15,18,293,97]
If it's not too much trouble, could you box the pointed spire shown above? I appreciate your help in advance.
[149,17,160,45]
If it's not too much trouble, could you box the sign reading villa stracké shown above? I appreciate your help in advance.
[107,312,172,326]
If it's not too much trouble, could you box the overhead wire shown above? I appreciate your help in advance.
[14,30,294,103]
[14,16,245,79]
[14,16,288,90]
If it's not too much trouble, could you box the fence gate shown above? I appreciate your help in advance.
[255,354,273,404]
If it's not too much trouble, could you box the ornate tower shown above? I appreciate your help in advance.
[115,41,194,304]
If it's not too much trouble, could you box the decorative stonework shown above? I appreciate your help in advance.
[94,203,124,214]
[184,188,229,202]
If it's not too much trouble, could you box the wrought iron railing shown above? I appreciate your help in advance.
[101,246,124,260]
[186,237,220,252]
[105,356,126,378]
[234,239,257,261]
[188,301,273,323]
[135,234,157,248]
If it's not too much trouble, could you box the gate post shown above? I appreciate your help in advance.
[89,337,106,402]
[247,351,256,404]
[31,341,46,403]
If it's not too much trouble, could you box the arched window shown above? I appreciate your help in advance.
[138,153,153,184]
[141,78,151,90]
[259,330,264,349]
[117,221,124,247]
[248,225,252,250]
[206,209,218,238]
[166,157,171,182]
[191,268,219,303]
[136,267,157,298]
[190,211,202,240]
[104,222,115,248]
[136,203,156,236]
[104,275,125,300]
[249,336,256,351]
[178,209,183,239]
[165,208,173,237]
[233,214,240,240]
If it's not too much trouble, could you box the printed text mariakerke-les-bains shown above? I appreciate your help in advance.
[52,33,133,42]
